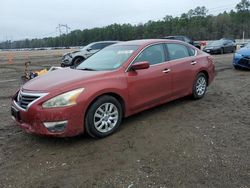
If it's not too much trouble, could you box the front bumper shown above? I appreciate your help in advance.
[233,55,250,69]
[11,100,84,137]
[61,55,73,66]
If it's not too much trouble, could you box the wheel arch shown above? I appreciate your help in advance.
[72,56,85,64]
[84,92,126,119]
[198,70,209,86]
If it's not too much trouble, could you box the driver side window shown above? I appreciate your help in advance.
[90,43,103,50]
[134,44,165,65]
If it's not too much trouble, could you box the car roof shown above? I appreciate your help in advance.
[112,39,179,47]
[164,35,184,38]
[92,41,122,44]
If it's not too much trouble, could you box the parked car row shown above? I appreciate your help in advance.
[11,39,215,138]
[203,38,236,54]
[60,37,239,68]
[163,35,201,49]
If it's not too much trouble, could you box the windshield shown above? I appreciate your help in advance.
[80,43,93,51]
[209,40,223,46]
[76,45,139,71]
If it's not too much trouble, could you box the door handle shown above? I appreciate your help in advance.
[162,69,171,73]
[191,61,197,65]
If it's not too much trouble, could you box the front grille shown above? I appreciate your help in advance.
[15,91,47,110]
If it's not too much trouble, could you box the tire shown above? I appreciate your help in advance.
[233,65,240,70]
[192,73,207,99]
[85,95,123,138]
[72,57,84,67]
[232,47,236,53]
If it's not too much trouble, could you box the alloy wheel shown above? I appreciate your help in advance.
[93,103,119,133]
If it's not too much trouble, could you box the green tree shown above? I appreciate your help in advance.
[236,0,250,12]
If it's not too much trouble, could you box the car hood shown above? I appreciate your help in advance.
[63,50,80,56]
[237,47,250,56]
[22,68,109,92]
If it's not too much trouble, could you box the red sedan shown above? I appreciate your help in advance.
[11,39,215,138]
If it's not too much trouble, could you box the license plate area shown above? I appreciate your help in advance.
[11,106,20,121]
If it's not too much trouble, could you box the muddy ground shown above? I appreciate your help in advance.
[0,50,249,188]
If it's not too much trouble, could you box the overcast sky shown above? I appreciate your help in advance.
[1,0,240,41]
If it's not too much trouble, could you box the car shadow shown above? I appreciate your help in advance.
[119,96,193,131]
[26,96,195,147]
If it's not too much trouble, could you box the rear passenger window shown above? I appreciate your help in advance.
[134,44,165,65]
[167,43,190,60]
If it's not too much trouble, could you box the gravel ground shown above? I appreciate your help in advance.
[0,50,249,188]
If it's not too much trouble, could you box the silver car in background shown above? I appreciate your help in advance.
[61,41,121,67]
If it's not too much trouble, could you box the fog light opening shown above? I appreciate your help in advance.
[43,121,68,133]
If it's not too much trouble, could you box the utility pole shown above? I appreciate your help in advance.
[56,24,71,35]
[61,24,71,34]
[56,24,71,47]
[243,31,245,43]
[56,24,62,36]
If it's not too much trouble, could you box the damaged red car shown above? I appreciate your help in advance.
[11,39,215,138]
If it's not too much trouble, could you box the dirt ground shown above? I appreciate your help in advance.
[0,50,249,188]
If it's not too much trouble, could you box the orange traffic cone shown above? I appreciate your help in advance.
[8,54,13,64]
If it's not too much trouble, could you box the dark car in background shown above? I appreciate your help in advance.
[163,35,201,49]
[233,42,250,70]
[61,41,120,67]
[203,39,236,54]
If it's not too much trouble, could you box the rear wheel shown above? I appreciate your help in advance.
[192,73,207,99]
[85,95,123,138]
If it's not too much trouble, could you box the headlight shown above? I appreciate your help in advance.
[42,88,84,108]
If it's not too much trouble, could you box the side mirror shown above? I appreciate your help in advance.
[86,48,92,51]
[130,61,150,71]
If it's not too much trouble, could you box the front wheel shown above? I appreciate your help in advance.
[233,65,240,70]
[72,57,84,67]
[192,73,207,99]
[85,95,123,138]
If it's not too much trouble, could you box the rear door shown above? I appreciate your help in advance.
[126,44,172,111]
[165,43,197,98]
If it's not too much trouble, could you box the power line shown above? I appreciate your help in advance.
[56,24,71,36]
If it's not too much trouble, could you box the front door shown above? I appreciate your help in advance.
[126,44,172,112]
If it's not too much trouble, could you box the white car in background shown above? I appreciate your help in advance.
[61,41,121,67]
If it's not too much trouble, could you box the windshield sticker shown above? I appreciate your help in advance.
[117,50,133,54]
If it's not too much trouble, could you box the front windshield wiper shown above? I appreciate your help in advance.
[77,67,97,71]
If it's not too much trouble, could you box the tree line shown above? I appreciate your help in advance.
[1,0,250,49]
